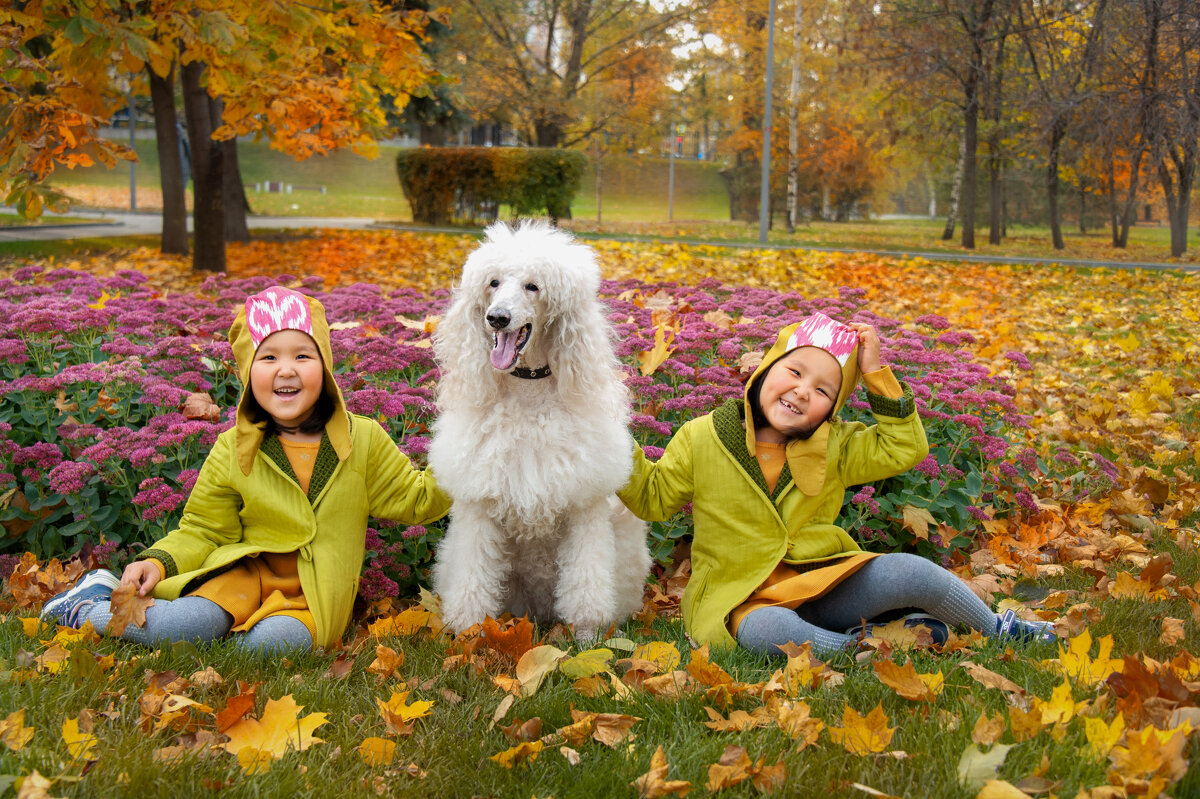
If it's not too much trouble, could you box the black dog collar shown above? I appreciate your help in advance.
[511,365,552,380]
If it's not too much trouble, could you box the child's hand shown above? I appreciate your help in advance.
[848,323,882,373]
[121,561,161,596]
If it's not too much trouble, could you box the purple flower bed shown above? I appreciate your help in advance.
[1,266,1060,596]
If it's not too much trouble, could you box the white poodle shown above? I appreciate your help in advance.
[428,220,650,640]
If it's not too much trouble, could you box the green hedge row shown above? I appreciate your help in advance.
[395,147,586,225]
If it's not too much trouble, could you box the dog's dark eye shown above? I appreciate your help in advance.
[489,279,499,288]
[525,283,539,292]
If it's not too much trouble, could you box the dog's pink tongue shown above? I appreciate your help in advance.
[490,330,518,369]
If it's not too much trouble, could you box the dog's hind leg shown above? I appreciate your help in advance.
[553,500,620,642]
[432,501,510,633]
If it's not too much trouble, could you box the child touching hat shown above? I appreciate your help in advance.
[41,287,450,653]
[619,312,1055,655]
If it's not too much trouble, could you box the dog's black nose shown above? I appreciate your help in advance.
[486,309,511,329]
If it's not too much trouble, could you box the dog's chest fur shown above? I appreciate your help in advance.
[430,380,631,520]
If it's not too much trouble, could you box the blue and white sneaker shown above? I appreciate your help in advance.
[847,613,950,646]
[39,569,121,628]
[994,609,1056,643]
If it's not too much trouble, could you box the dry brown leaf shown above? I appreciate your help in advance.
[106,583,155,636]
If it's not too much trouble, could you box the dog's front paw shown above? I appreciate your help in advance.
[573,625,598,644]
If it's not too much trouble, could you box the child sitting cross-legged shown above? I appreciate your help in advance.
[41,286,450,654]
[618,312,1055,656]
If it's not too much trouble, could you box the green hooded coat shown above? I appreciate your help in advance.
[138,292,450,650]
[618,322,929,649]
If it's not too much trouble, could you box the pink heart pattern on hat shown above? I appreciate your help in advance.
[245,287,313,348]
[785,312,858,366]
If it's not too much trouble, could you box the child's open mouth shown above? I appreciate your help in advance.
[490,324,531,370]
[275,387,301,398]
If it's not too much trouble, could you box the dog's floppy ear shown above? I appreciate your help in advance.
[433,274,501,408]
[543,245,628,417]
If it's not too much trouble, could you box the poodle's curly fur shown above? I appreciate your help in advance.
[429,221,651,639]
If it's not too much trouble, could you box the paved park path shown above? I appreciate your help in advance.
[3,209,1197,274]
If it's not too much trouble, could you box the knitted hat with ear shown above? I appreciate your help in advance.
[227,286,351,475]
[742,312,861,496]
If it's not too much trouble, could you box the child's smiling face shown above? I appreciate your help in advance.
[755,346,842,443]
[249,329,324,433]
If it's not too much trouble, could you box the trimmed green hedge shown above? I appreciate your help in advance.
[395,147,586,225]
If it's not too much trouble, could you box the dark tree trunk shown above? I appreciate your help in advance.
[147,65,189,256]
[942,132,965,240]
[1047,122,1066,249]
[181,61,225,273]
[961,88,978,249]
[222,134,250,242]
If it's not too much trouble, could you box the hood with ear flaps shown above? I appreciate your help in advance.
[743,312,861,496]
[227,287,352,476]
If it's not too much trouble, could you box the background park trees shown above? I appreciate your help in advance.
[2,1,437,271]
[3,0,1199,259]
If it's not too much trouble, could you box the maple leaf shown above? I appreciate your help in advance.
[13,770,59,799]
[1109,722,1191,781]
[1045,630,1125,685]
[772,699,824,750]
[62,714,97,761]
[975,780,1036,798]
[872,658,944,702]
[180,392,221,422]
[359,736,396,766]
[705,744,754,791]
[686,644,734,688]
[638,325,676,377]
[900,503,935,540]
[971,712,1005,746]
[368,606,433,637]
[0,709,35,751]
[376,691,433,736]
[641,670,696,698]
[479,616,536,661]
[105,582,155,636]
[215,683,258,733]
[1160,616,1185,645]
[1083,712,1125,760]
[1032,680,1087,729]
[237,746,273,774]
[959,661,1026,696]
[499,717,542,743]
[490,740,543,768]
[828,703,895,755]
[631,745,692,798]
[367,644,405,682]
[220,694,327,758]
[569,710,642,747]
[702,706,773,732]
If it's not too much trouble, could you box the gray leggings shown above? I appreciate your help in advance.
[81,596,313,655]
[736,552,998,657]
